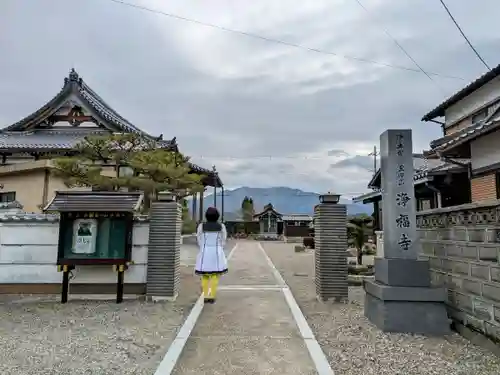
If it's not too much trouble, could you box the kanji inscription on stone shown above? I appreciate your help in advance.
[380,129,418,259]
[396,165,405,186]
[396,192,410,208]
[396,214,410,228]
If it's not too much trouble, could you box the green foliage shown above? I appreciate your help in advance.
[347,216,374,265]
[180,198,197,234]
[52,133,205,202]
[182,218,197,234]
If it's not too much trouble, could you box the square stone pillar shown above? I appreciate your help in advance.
[314,196,348,302]
[364,129,449,334]
[146,191,182,301]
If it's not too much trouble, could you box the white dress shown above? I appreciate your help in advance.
[195,223,228,275]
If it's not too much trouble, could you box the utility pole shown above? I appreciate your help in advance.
[368,145,379,175]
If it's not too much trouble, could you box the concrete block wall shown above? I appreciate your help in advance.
[416,200,500,343]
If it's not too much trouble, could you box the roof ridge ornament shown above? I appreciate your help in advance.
[64,68,82,86]
[69,68,79,81]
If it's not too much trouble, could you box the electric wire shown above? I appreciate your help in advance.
[106,0,465,80]
[353,0,446,94]
[437,0,491,71]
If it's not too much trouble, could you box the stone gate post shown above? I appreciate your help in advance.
[146,191,182,301]
[314,193,348,301]
[364,129,449,334]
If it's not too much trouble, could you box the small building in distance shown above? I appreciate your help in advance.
[223,203,313,239]
[0,69,221,213]
[253,203,312,239]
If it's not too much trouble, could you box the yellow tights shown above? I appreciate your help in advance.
[201,274,220,298]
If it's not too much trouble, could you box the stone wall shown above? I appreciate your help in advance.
[416,200,500,343]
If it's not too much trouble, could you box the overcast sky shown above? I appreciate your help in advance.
[1,0,499,197]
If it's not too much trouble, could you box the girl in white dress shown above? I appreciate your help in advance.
[195,207,228,303]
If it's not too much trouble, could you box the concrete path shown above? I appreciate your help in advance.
[157,241,333,375]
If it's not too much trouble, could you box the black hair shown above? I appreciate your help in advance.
[205,207,220,222]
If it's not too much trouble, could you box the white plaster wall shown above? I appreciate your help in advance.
[445,76,500,126]
[470,129,500,170]
[0,220,150,284]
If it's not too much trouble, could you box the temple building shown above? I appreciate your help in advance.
[253,203,312,238]
[0,69,221,215]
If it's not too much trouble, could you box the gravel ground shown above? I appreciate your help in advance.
[262,242,500,375]
[0,265,200,375]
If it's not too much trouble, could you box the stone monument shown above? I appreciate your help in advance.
[146,191,182,301]
[364,129,449,334]
[314,193,348,302]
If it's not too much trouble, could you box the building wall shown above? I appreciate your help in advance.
[471,174,497,202]
[47,172,90,205]
[470,130,500,170]
[444,76,500,126]
[417,201,500,344]
[0,161,110,213]
[0,170,46,213]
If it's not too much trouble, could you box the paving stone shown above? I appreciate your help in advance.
[173,337,317,375]
[191,290,300,338]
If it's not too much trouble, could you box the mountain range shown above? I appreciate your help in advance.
[190,187,372,218]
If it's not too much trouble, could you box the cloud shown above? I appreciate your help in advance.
[328,149,350,157]
[1,0,500,199]
[331,155,375,171]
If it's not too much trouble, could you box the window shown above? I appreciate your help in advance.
[0,191,16,202]
[472,108,488,124]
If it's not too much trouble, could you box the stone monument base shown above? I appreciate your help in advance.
[364,280,450,335]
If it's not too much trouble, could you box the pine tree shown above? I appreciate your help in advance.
[53,133,205,207]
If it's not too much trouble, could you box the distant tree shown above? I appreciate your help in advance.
[180,198,196,234]
[347,216,374,265]
[52,133,204,210]
[240,196,255,222]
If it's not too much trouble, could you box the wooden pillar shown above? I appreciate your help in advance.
[221,186,225,222]
[436,191,442,208]
[373,200,380,231]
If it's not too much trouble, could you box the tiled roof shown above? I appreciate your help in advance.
[429,119,500,155]
[0,129,107,150]
[0,200,23,209]
[422,63,500,121]
[0,213,149,222]
[0,69,223,187]
[3,69,177,148]
[44,191,144,212]
[254,204,282,218]
[282,214,313,221]
[367,155,468,190]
